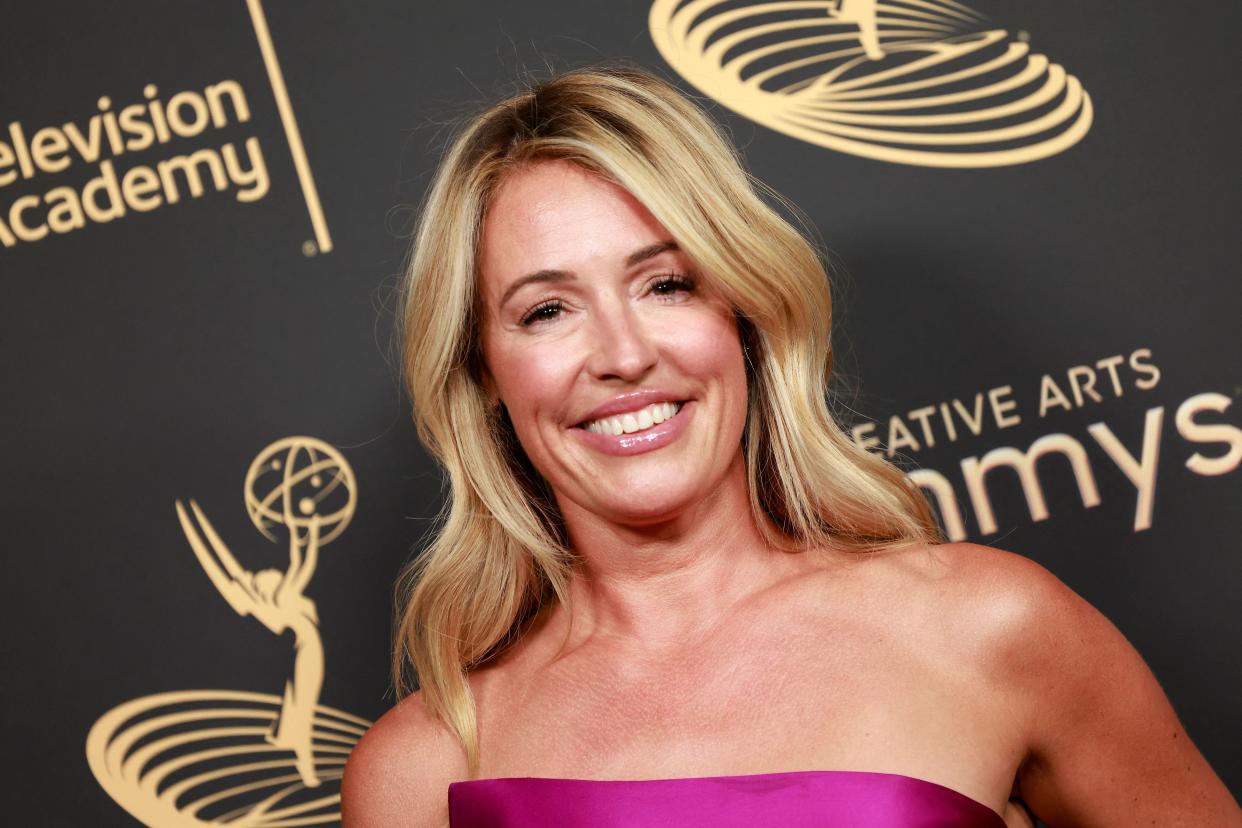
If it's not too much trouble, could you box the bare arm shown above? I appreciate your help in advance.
[1001,555,1241,826]
[342,691,467,828]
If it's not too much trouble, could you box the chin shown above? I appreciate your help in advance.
[587,478,709,526]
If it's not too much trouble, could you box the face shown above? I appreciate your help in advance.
[477,160,749,528]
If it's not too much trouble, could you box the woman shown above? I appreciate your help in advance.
[341,65,1239,826]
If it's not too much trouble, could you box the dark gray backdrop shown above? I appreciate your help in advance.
[2,1,1238,824]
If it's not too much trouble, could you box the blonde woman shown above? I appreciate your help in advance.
[341,65,1239,827]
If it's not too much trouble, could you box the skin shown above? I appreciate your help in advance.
[342,160,1240,827]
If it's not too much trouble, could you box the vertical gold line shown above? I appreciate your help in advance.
[246,0,334,254]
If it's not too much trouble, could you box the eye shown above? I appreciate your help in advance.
[518,274,695,327]
[649,272,696,297]
[519,299,563,327]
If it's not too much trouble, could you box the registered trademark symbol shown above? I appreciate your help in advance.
[1016,30,1030,42]
[302,240,318,257]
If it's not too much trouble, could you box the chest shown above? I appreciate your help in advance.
[475,616,1019,781]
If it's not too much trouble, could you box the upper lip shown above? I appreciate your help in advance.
[575,389,688,426]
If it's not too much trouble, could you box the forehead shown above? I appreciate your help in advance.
[478,160,673,296]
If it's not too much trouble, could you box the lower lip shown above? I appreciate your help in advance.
[571,402,694,457]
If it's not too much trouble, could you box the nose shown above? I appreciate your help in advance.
[585,300,659,382]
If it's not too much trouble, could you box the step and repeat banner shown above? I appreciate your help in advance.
[3,1,1238,824]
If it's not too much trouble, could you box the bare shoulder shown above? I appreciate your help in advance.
[899,542,1241,825]
[827,540,1148,717]
[867,538,1049,591]
[341,690,467,828]
[913,540,1071,641]
[792,540,1070,699]
[904,541,1164,695]
[828,539,1063,639]
[871,540,1146,688]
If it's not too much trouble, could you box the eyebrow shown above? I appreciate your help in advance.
[497,240,680,309]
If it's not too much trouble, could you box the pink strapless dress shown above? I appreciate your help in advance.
[448,769,1007,826]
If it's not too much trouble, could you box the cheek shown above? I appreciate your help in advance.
[488,339,580,432]
[669,310,747,394]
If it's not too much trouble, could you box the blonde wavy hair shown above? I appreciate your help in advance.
[393,63,941,775]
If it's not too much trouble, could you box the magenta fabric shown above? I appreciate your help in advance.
[448,769,1007,827]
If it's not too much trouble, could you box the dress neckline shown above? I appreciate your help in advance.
[450,768,1005,823]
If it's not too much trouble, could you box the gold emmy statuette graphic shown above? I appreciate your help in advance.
[86,437,369,827]
[649,0,1093,167]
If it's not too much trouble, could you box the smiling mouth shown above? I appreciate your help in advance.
[577,401,686,435]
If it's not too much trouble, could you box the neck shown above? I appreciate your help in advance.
[547,452,809,652]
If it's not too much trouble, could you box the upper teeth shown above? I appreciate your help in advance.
[584,401,682,435]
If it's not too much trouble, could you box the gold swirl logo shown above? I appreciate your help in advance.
[649,0,1093,167]
[86,436,368,826]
